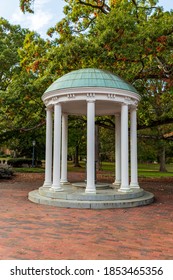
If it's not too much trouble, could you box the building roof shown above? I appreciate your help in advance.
[44,68,138,94]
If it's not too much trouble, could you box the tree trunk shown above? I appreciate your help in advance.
[159,145,167,172]
[74,144,81,167]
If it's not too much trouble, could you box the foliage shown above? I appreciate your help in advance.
[0,18,28,91]
[7,158,42,167]
[68,116,87,166]
[20,0,34,13]
[18,32,51,74]
[0,167,14,179]
[0,25,47,156]
[1,0,173,167]
[45,0,173,131]
[99,124,115,162]
[0,68,46,157]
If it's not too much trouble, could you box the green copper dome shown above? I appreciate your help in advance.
[45,68,138,94]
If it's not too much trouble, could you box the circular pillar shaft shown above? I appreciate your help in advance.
[113,114,121,186]
[43,108,53,187]
[61,114,69,184]
[51,104,63,191]
[130,107,139,188]
[119,103,130,192]
[85,101,96,194]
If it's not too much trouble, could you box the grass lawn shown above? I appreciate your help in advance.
[2,160,173,178]
[138,163,173,178]
[68,161,173,178]
[13,167,45,173]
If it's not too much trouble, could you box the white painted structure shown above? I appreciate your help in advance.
[42,68,141,194]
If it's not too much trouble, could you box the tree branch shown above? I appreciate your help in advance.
[20,120,45,131]
[78,0,111,14]
[138,117,173,130]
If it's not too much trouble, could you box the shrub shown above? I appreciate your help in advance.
[7,158,42,167]
[7,158,32,167]
[0,167,14,179]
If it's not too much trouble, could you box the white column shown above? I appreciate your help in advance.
[61,113,69,184]
[130,106,140,188]
[51,103,63,191]
[43,107,53,187]
[119,103,130,192]
[85,100,96,193]
[113,114,121,186]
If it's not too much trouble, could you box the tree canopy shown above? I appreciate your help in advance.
[0,0,173,166]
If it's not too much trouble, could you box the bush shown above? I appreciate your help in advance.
[7,158,42,167]
[0,155,9,158]
[0,167,14,179]
[7,158,32,167]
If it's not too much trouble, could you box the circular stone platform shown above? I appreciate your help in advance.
[72,182,110,189]
[28,184,154,209]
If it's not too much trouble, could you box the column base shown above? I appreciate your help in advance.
[85,186,96,194]
[50,185,64,192]
[113,180,121,186]
[43,181,52,188]
[130,182,140,189]
[118,187,132,193]
[60,180,70,185]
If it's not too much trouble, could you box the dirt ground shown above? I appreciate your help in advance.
[0,172,173,260]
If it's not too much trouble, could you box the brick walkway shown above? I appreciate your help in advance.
[0,173,173,260]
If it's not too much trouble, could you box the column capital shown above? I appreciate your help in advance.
[62,112,68,116]
[45,106,53,112]
[87,99,96,103]
[115,113,121,117]
[130,102,138,111]
[121,101,129,106]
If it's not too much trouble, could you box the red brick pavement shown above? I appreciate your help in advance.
[0,172,173,260]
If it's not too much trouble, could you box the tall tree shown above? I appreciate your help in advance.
[0,18,28,91]
[0,24,48,155]
[9,0,173,166]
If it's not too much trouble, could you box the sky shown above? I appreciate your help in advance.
[0,0,172,39]
[0,0,65,38]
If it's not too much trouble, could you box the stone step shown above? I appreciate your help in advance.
[39,186,145,201]
[28,189,154,209]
